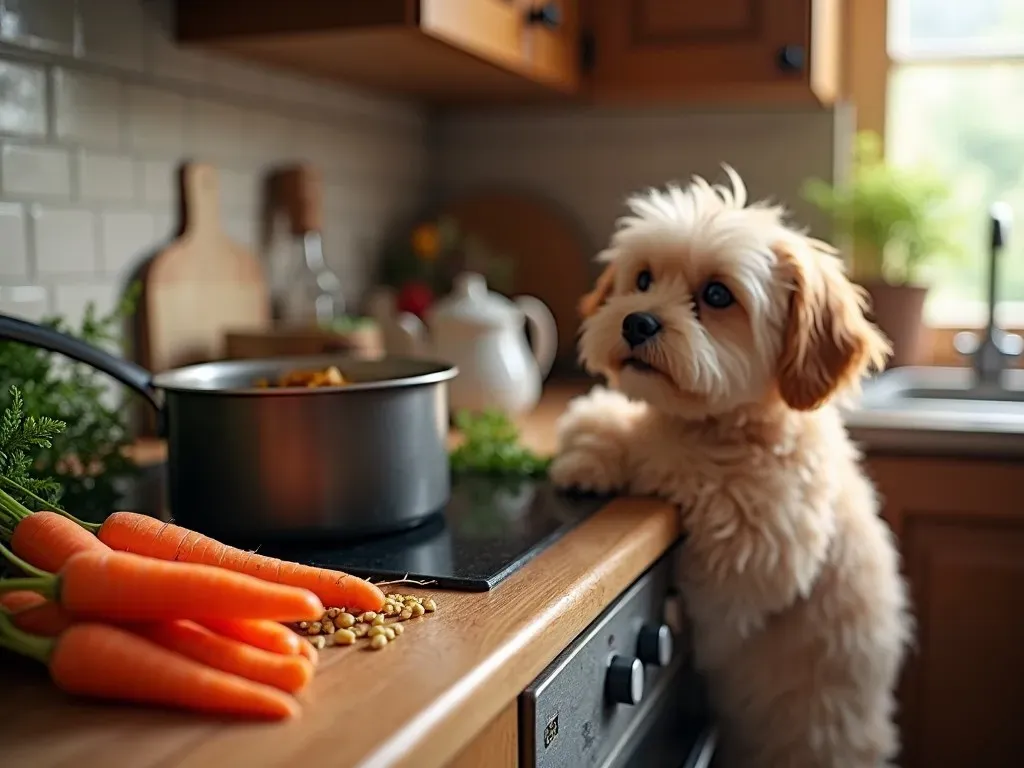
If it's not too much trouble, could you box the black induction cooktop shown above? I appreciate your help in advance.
[260,477,612,591]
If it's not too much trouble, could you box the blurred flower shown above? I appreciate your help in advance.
[411,223,441,261]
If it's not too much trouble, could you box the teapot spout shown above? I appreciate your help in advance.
[393,311,428,358]
[366,288,427,357]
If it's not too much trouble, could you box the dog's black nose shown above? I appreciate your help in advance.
[622,312,662,348]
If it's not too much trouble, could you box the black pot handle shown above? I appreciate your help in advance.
[0,313,162,414]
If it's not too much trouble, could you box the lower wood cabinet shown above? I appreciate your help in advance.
[864,455,1024,768]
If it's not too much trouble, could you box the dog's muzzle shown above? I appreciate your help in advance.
[622,311,662,348]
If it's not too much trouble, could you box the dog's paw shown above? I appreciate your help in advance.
[550,387,641,493]
[556,387,646,447]
[549,445,624,494]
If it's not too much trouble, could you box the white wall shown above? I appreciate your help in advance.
[0,0,429,328]
[430,104,851,269]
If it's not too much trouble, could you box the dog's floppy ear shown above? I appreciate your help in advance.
[775,239,891,411]
[578,261,617,319]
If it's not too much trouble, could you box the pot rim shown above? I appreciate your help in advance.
[152,354,459,395]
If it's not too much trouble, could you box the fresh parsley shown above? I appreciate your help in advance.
[0,285,140,522]
[0,385,66,511]
[449,409,551,477]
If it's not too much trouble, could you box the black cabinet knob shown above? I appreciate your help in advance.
[527,2,561,28]
[637,623,674,667]
[606,655,644,706]
[777,45,806,73]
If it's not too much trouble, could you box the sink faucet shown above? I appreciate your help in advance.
[954,202,1023,387]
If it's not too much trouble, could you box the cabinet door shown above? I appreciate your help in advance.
[420,0,529,73]
[865,457,1024,768]
[522,1,581,91]
[584,0,839,104]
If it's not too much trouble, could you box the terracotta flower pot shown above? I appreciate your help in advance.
[859,280,929,368]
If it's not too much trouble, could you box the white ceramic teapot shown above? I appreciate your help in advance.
[388,272,558,415]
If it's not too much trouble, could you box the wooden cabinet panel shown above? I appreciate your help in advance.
[522,1,582,91]
[865,457,1024,768]
[177,0,581,103]
[584,0,839,104]
[420,0,528,74]
[446,700,518,768]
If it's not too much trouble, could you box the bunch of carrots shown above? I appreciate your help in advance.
[0,476,385,720]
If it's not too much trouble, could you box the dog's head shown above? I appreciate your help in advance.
[577,167,891,419]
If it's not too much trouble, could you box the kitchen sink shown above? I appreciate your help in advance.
[856,366,1024,418]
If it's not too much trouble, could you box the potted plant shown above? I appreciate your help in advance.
[802,130,963,367]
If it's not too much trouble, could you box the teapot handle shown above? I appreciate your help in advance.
[515,295,558,379]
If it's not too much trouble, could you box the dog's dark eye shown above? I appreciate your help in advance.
[701,281,735,309]
[635,269,653,292]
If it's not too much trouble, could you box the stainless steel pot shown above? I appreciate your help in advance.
[0,313,458,543]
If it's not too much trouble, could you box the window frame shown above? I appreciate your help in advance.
[846,0,1024,368]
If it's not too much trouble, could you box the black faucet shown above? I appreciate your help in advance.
[954,202,1023,387]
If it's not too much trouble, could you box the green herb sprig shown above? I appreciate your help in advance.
[0,285,140,522]
[449,409,551,477]
[0,386,66,511]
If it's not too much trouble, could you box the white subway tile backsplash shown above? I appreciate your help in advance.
[52,281,117,328]
[0,61,47,137]
[78,0,146,71]
[126,84,185,154]
[218,168,258,219]
[100,210,156,275]
[188,98,244,160]
[32,206,98,274]
[0,285,50,320]
[139,159,178,206]
[207,57,270,98]
[0,0,427,330]
[77,150,135,202]
[152,212,176,242]
[0,203,29,277]
[1,143,72,197]
[53,69,125,148]
[0,0,75,54]
[141,0,209,84]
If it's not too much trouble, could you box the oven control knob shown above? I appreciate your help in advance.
[605,655,644,706]
[637,623,674,667]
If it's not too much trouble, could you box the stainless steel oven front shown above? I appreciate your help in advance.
[519,542,715,768]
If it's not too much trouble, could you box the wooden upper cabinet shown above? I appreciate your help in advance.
[582,0,840,105]
[176,0,580,104]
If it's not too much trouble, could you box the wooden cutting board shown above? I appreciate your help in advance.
[439,190,594,363]
[140,163,271,372]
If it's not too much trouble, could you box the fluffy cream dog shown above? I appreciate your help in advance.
[550,168,913,768]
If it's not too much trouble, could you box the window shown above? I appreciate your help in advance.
[886,0,1024,328]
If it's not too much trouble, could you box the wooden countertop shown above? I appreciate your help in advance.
[0,384,683,768]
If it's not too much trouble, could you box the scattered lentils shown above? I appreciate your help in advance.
[288,592,438,652]
[335,629,356,645]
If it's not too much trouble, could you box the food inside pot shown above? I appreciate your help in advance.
[254,366,349,388]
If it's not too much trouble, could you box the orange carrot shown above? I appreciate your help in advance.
[130,620,315,694]
[0,591,72,636]
[10,510,108,572]
[0,617,299,720]
[98,511,384,612]
[197,618,305,657]
[60,550,325,622]
[296,637,318,664]
[0,549,325,623]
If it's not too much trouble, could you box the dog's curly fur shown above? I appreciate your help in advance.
[551,168,914,768]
